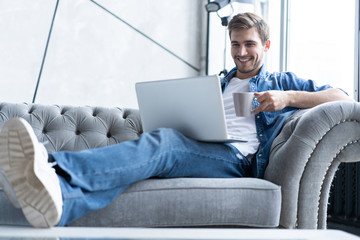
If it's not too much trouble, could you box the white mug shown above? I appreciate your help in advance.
[232,92,255,117]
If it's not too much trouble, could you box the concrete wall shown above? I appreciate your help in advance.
[0,0,207,108]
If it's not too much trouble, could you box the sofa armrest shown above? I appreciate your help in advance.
[264,101,360,229]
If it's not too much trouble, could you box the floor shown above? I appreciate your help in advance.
[0,226,359,240]
[328,223,360,237]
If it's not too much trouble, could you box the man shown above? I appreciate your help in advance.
[0,12,352,228]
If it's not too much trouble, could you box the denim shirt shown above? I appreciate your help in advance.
[221,65,332,178]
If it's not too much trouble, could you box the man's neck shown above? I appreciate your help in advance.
[235,67,262,79]
[236,72,257,80]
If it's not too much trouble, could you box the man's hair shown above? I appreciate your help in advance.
[228,12,269,45]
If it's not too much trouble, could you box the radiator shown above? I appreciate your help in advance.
[328,162,360,227]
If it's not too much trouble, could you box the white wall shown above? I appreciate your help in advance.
[0,0,207,108]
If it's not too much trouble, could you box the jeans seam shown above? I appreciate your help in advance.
[71,156,160,177]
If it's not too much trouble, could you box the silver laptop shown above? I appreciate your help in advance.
[135,75,246,143]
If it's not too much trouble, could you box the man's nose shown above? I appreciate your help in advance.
[239,46,247,56]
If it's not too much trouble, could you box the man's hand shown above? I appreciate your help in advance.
[252,88,354,114]
[252,91,288,114]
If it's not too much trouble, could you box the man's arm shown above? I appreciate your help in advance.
[252,88,354,114]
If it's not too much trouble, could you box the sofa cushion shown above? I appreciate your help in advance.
[69,177,281,228]
[0,178,281,228]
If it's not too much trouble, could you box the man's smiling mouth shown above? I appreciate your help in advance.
[238,58,252,62]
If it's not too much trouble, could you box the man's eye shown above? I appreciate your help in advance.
[246,43,256,47]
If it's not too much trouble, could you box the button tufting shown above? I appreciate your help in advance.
[107,132,112,138]
[75,130,81,135]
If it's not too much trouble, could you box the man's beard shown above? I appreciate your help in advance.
[236,57,262,75]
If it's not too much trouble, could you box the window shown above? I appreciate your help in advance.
[207,0,357,101]
[287,0,356,99]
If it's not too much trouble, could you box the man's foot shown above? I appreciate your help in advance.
[0,118,63,227]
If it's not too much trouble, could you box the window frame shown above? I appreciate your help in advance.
[355,0,359,101]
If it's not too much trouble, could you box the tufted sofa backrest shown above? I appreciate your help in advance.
[0,103,143,153]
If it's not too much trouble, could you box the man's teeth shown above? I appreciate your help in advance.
[239,58,250,62]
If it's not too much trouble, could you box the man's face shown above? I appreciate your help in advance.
[230,28,270,79]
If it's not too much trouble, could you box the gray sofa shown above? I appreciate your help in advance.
[0,101,359,229]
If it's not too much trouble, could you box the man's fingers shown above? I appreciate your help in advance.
[253,102,267,114]
[254,92,269,104]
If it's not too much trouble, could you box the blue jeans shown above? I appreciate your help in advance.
[51,128,252,226]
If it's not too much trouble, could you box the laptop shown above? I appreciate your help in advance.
[135,75,246,143]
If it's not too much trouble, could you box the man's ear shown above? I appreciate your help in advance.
[264,40,271,52]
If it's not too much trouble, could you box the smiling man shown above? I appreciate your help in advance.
[0,12,353,228]
[221,13,352,179]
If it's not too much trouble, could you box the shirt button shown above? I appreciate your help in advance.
[259,154,262,157]
[259,134,263,137]
[257,116,260,119]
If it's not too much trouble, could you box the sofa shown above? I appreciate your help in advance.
[0,101,359,229]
